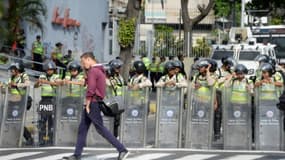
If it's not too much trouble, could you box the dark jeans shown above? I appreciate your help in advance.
[74,102,126,156]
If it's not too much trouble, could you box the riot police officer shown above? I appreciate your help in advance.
[156,61,187,88]
[34,61,60,146]
[214,56,235,140]
[105,63,125,138]
[8,62,34,145]
[128,61,152,90]
[254,63,283,150]
[109,59,125,96]
[223,64,254,149]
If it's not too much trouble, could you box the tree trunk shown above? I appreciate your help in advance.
[119,0,140,80]
[120,47,133,81]
[181,0,215,57]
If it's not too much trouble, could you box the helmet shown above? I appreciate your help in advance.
[109,59,123,69]
[221,56,235,67]
[133,61,146,74]
[234,64,248,74]
[43,61,56,71]
[68,61,81,71]
[260,63,274,75]
[195,59,210,69]
[255,55,270,63]
[9,62,25,73]
[164,61,175,71]
[207,59,217,72]
[104,64,115,77]
[172,60,183,69]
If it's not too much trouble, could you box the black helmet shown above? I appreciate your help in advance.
[172,60,183,69]
[164,61,175,71]
[133,61,146,74]
[221,56,235,67]
[43,61,56,71]
[104,64,115,77]
[255,55,270,63]
[9,62,25,73]
[109,59,123,69]
[234,64,248,74]
[195,59,210,69]
[68,61,81,71]
[260,63,274,75]
[207,59,217,72]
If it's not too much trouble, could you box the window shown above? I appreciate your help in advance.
[239,51,260,60]
[211,50,234,60]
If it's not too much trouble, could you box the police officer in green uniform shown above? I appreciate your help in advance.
[157,56,166,81]
[107,59,125,138]
[8,62,34,145]
[224,64,254,103]
[52,42,66,79]
[149,57,158,92]
[63,61,85,96]
[32,35,44,71]
[34,61,60,146]
[141,53,151,77]
[156,61,187,88]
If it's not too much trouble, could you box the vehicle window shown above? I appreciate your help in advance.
[211,50,234,60]
[256,37,285,58]
[239,51,260,60]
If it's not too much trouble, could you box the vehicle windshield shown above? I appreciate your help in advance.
[211,50,234,60]
[239,51,260,60]
[256,37,285,58]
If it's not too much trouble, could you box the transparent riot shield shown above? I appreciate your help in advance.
[0,86,29,147]
[223,87,252,150]
[255,87,283,150]
[86,114,114,147]
[54,85,84,146]
[121,87,149,147]
[185,84,215,149]
[0,87,5,126]
[155,87,184,148]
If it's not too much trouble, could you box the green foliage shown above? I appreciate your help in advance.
[214,0,241,26]
[3,0,47,45]
[153,25,181,56]
[271,17,283,25]
[247,1,285,24]
[214,0,231,18]
[118,18,136,48]
[193,37,211,57]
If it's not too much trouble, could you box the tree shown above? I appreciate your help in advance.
[118,0,167,79]
[247,0,285,24]
[4,0,47,45]
[180,0,215,57]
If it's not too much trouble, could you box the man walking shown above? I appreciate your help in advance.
[63,52,129,160]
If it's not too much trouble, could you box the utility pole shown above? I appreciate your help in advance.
[241,0,245,27]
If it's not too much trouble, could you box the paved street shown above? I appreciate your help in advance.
[0,147,285,160]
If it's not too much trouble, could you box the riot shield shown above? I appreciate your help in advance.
[86,114,114,147]
[185,84,215,149]
[38,97,56,146]
[54,85,84,146]
[222,87,252,150]
[0,87,5,126]
[120,87,149,147]
[155,87,184,148]
[0,86,29,147]
[255,88,283,150]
